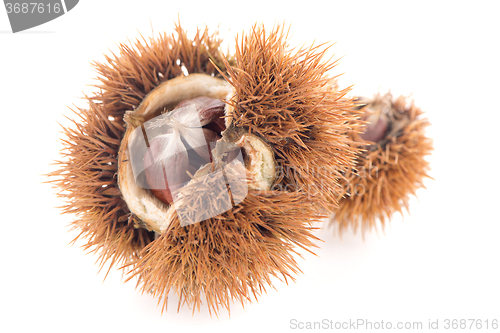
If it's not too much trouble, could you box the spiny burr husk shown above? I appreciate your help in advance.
[49,22,358,315]
[329,92,433,234]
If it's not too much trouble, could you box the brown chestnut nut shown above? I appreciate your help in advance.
[360,113,388,143]
[143,97,223,205]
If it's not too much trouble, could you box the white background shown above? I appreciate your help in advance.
[1,1,499,332]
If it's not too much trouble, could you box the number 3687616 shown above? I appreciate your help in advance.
[5,2,62,14]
